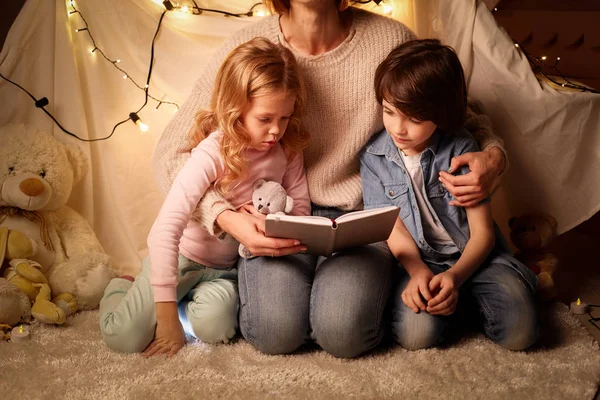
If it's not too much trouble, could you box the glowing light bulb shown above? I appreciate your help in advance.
[541,56,547,61]
[153,0,163,5]
[19,325,23,333]
[383,5,393,14]
[138,121,149,132]
[514,43,519,48]
[577,298,581,305]
[123,75,128,79]
[181,5,190,13]
[129,113,149,132]
[556,57,561,61]
[115,59,121,63]
[254,10,266,17]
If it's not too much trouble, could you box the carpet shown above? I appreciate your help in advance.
[1,303,599,399]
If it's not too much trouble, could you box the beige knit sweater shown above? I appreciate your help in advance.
[152,9,505,236]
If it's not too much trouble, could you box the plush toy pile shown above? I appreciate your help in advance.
[238,179,294,259]
[509,212,559,301]
[0,124,115,329]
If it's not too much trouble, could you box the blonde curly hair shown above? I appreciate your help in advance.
[191,37,309,195]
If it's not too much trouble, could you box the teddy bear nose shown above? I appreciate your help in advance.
[19,178,45,197]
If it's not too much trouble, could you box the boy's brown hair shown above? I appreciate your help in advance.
[374,39,467,132]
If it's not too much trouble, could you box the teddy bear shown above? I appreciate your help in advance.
[509,212,559,301]
[238,179,294,258]
[0,226,75,325]
[0,123,115,311]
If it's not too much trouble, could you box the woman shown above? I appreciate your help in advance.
[153,0,506,358]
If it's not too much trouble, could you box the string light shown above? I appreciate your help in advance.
[129,113,149,132]
[2,0,387,141]
[514,41,598,93]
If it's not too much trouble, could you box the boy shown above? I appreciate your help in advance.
[360,39,538,351]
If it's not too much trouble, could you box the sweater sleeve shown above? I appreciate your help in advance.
[281,150,311,216]
[465,100,509,175]
[148,135,224,302]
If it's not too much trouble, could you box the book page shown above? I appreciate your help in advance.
[335,206,399,224]
[265,215,335,255]
[333,206,399,252]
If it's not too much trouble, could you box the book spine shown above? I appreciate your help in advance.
[325,225,337,257]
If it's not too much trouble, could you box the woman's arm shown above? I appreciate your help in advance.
[438,103,507,206]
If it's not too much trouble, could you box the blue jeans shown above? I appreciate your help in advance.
[238,205,396,358]
[392,261,539,351]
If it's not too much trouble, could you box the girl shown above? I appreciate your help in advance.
[99,37,311,357]
[360,39,538,351]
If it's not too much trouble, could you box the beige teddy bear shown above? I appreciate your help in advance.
[238,179,294,259]
[0,124,115,310]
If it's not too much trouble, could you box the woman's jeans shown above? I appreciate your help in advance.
[237,204,397,358]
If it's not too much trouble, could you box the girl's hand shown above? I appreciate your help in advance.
[217,210,306,257]
[401,268,434,313]
[438,148,504,207]
[143,302,186,358]
[426,271,460,316]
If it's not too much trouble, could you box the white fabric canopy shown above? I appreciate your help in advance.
[1,0,598,273]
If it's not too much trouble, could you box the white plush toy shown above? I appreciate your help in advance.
[0,124,115,310]
[238,179,294,259]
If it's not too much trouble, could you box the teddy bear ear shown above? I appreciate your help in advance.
[64,143,89,184]
[284,196,294,214]
[253,179,267,191]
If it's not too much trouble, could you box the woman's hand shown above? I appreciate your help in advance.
[217,208,306,257]
[401,267,434,313]
[426,271,460,316]
[438,147,505,207]
[144,302,186,358]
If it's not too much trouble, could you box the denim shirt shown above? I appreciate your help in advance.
[360,128,537,291]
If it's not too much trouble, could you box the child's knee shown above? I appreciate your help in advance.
[184,294,239,344]
[100,314,154,353]
[483,278,539,350]
[186,306,238,344]
[392,310,444,350]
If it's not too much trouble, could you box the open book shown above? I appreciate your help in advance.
[265,206,399,257]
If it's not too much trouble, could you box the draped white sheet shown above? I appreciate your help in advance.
[1,0,598,273]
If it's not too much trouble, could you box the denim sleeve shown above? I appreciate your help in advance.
[360,153,392,210]
[454,135,491,205]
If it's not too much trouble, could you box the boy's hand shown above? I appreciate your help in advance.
[401,268,434,313]
[144,302,186,358]
[427,271,460,316]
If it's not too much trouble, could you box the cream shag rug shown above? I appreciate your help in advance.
[1,303,599,399]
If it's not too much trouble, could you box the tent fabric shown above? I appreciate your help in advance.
[1,0,598,272]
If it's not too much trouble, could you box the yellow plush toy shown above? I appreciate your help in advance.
[509,213,559,301]
[0,227,77,325]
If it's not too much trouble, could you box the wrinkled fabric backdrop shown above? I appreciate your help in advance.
[1,0,598,273]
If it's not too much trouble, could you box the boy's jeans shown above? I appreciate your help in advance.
[392,261,538,351]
